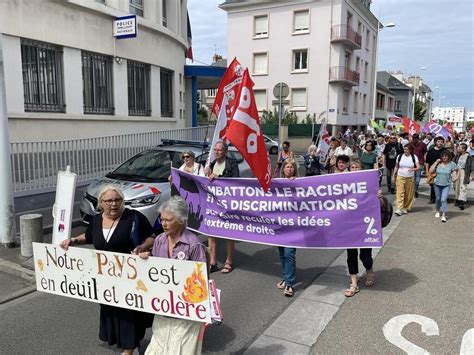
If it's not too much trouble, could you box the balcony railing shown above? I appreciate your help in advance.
[331,24,362,49]
[329,66,360,86]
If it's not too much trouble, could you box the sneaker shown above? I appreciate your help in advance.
[415,191,419,198]
[441,215,447,223]
[394,209,402,216]
[402,209,408,214]
[435,212,440,218]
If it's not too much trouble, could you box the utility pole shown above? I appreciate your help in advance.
[0,34,16,246]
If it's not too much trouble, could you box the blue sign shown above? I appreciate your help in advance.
[113,15,137,39]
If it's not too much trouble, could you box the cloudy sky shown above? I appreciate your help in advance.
[188,0,473,111]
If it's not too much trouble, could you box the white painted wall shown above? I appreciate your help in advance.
[1,0,188,142]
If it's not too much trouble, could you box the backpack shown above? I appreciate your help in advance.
[397,153,416,167]
[380,196,393,228]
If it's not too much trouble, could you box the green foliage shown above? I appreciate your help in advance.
[414,99,426,122]
[197,107,209,126]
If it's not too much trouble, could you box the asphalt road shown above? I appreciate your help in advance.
[0,230,343,354]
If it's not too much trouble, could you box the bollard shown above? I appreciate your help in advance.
[20,214,43,257]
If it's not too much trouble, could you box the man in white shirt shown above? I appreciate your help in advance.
[334,139,353,157]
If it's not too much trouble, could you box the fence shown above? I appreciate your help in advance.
[11,126,215,196]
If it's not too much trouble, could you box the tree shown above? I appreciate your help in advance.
[414,99,426,121]
[197,107,209,126]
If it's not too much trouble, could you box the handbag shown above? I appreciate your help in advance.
[427,171,436,185]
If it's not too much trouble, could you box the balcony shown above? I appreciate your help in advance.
[329,67,360,86]
[331,25,362,49]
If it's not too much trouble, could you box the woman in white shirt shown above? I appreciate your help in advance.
[178,150,205,176]
[334,138,353,158]
[392,143,420,215]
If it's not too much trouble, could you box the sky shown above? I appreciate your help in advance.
[187,0,473,111]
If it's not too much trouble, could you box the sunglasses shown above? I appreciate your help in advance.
[182,155,191,159]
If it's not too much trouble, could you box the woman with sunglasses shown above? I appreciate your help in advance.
[179,150,205,176]
[60,185,156,354]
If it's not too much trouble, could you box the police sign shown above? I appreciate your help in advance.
[113,15,137,39]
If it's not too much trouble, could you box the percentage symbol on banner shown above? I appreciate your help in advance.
[364,217,378,235]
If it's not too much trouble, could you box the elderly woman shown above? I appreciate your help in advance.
[276,158,298,297]
[179,150,205,176]
[303,145,324,176]
[430,150,460,222]
[140,196,207,354]
[392,143,420,216]
[60,185,155,355]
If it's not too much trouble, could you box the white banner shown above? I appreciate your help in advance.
[52,167,77,245]
[33,243,211,323]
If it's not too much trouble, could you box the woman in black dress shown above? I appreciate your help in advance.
[60,185,156,354]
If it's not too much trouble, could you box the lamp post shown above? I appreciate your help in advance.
[411,66,427,121]
[371,21,395,129]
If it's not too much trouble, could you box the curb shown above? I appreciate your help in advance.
[0,259,37,305]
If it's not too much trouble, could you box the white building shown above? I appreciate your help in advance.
[220,0,379,134]
[1,0,189,142]
[432,106,466,132]
[466,111,474,123]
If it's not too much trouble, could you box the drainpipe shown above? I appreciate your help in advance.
[192,76,197,127]
[0,34,16,246]
[326,0,334,135]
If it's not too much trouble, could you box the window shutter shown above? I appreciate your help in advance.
[254,53,268,74]
[294,10,309,32]
[254,16,268,36]
[254,90,266,110]
[292,89,306,108]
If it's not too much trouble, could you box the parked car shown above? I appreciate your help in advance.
[79,139,252,231]
[263,135,279,155]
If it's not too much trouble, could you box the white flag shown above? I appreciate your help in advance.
[205,94,230,173]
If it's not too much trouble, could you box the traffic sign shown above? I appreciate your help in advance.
[272,99,290,106]
[273,82,289,100]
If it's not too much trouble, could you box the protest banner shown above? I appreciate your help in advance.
[33,243,211,323]
[422,120,451,139]
[170,168,383,249]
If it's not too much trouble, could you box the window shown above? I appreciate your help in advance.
[253,52,268,75]
[362,94,367,114]
[376,93,385,109]
[357,21,362,34]
[293,10,310,33]
[353,92,358,113]
[254,89,267,110]
[292,49,308,71]
[355,57,360,73]
[388,97,394,111]
[127,60,150,116]
[207,89,217,97]
[254,15,268,38]
[21,39,65,113]
[366,29,370,50]
[82,51,114,115]
[364,62,369,82]
[129,0,143,17]
[394,100,401,112]
[160,68,173,117]
[342,89,349,113]
[162,0,167,27]
[291,88,307,110]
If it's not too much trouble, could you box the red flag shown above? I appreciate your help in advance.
[211,58,243,119]
[186,13,193,61]
[443,122,454,137]
[226,69,272,191]
[402,117,420,137]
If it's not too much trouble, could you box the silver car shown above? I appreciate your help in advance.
[79,140,251,231]
[263,135,279,155]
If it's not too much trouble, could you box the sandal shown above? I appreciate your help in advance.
[284,286,294,297]
[343,284,360,297]
[221,263,234,274]
[364,273,375,287]
[209,263,219,273]
[277,280,286,289]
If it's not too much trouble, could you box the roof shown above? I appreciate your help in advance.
[377,71,412,91]
[376,82,395,95]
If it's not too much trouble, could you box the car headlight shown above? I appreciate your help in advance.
[127,194,161,208]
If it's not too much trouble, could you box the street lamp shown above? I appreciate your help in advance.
[371,21,395,128]
[411,66,427,121]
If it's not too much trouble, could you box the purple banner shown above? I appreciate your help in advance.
[170,168,383,249]
[422,121,451,138]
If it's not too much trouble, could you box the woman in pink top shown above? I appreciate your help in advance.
[140,196,207,355]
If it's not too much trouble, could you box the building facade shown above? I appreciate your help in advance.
[374,82,395,122]
[378,71,413,119]
[220,0,379,134]
[1,0,189,142]
[404,75,432,121]
[432,106,466,132]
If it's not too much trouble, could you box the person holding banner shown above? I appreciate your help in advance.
[392,143,420,216]
[276,158,299,297]
[430,151,460,222]
[60,185,155,355]
[334,154,350,173]
[208,141,239,274]
[274,141,295,177]
[139,196,207,355]
[179,150,205,176]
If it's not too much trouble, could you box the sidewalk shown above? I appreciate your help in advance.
[309,197,473,354]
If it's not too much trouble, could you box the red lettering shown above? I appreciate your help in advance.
[151,297,161,312]
[195,305,206,320]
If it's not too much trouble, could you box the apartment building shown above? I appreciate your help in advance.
[1,0,189,142]
[377,71,413,119]
[374,82,395,122]
[432,106,466,132]
[220,0,379,134]
[404,75,433,121]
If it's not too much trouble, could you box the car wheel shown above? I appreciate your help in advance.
[270,146,278,155]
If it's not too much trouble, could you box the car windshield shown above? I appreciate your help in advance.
[107,150,177,182]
